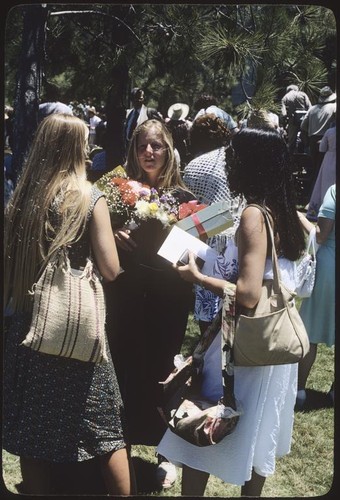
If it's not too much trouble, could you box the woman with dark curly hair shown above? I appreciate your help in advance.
[189,113,230,158]
[157,128,306,497]
[193,93,239,134]
[227,128,305,261]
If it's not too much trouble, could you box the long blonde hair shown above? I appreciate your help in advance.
[4,113,92,312]
[125,119,188,190]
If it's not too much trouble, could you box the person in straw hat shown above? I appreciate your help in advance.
[167,102,190,121]
[166,103,192,170]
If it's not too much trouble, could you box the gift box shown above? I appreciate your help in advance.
[175,201,234,241]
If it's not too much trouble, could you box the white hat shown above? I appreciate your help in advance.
[318,86,336,103]
[287,84,298,92]
[167,103,189,120]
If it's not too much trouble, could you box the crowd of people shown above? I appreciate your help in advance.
[3,82,336,496]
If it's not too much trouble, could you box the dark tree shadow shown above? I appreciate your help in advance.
[132,456,162,494]
[15,459,107,495]
[14,453,169,496]
[295,388,334,412]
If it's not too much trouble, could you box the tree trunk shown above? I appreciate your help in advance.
[12,5,48,183]
[105,63,129,170]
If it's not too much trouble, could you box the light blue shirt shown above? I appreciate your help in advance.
[195,105,237,130]
[318,184,336,248]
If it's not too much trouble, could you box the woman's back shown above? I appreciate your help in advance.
[4,114,93,312]
[183,147,230,205]
[3,112,132,495]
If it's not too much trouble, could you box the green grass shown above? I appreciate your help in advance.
[2,313,334,497]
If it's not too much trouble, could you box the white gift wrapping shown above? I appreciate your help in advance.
[175,201,234,241]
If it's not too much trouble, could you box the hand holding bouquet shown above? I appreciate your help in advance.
[96,166,206,231]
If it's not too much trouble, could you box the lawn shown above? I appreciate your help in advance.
[2,313,335,497]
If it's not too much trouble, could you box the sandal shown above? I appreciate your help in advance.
[156,458,177,489]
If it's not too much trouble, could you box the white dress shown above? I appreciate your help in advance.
[157,258,298,486]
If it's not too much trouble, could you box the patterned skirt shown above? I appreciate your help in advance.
[3,312,127,462]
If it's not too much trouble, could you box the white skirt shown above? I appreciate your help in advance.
[157,258,298,485]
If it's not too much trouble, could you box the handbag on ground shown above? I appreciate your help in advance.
[158,284,242,447]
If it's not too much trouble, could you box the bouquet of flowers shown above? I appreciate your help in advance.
[96,166,206,231]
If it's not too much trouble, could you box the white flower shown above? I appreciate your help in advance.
[135,200,152,219]
[155,210,171,226]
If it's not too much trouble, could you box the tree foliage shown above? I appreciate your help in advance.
[5,4,336,110]
[4,4,336,177]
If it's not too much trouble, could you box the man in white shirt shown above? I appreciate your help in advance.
[87,106,103,147]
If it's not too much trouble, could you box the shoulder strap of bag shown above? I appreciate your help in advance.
[306,226,317,257]
[193,308,223,360]
[191,281,237,408]
[246,204,281,294]
[220,283,237,408]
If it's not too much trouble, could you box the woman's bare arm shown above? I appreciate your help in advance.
[297,210,334,244]
[236,206,267,309]
[90,197,120,282]
[174,206,267,309]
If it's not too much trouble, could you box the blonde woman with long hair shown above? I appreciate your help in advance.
[106,119,196,489]
[4,113,135,495]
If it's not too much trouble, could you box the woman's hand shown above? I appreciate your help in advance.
[173,251,227,298]
[296,210,315,234]
[114,229,137,252]
[173,251,203,284]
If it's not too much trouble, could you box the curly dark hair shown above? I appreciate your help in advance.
[189,114,230,156]
[194,93,217,110]
[226,128,305,261]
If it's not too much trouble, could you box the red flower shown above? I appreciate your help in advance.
[121,191,138,205]
[110,178,139,206]
[111,177,125,186]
